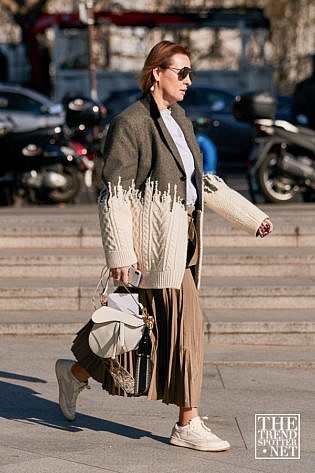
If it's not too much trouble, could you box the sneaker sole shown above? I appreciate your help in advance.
[170,436,231,452]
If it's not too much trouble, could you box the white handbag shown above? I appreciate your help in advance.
[88,269,153,359]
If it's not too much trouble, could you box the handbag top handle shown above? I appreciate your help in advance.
[92,266,144,312]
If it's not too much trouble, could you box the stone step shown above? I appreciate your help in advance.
[0,225,313,248]
[1,202,315,221]
[199,276,315,309]
[0,225,100,249]
[0,204,314,343]
[204,309,315,345]
[1,247,315,278]
[0,248,104,279]
[0,308,314,346]
[0,204,315,248]
[201,247,315,277]
[0,277,314,311]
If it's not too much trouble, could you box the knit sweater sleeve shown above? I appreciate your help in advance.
[98,183,137,269]
[203,174,269,236]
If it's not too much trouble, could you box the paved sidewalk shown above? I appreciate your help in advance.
[0,336,314,473]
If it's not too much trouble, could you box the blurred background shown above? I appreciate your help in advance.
[1,0,315,100]
[1,0,315,205]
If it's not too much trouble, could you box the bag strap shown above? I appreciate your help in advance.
[92,266,108,309]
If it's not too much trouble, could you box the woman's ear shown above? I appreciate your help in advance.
[152,67,160,82]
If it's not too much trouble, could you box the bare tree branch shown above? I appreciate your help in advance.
[1,0,49,35]
[1,0,18,14]
[2,0,48,39]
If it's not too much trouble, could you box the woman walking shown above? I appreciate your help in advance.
[55,40,273,452]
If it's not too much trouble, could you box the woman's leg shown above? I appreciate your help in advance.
[71,362,91,382]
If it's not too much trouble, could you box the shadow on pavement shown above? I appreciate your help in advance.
[0,372,168,444]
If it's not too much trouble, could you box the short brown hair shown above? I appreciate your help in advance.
[140,40,191,93]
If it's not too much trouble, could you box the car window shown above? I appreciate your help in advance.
[183,88,233,112]
[196,90,232,111]
[0,92,43,114]
[104,90,142,116]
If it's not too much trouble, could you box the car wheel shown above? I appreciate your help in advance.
[47,165,81,203]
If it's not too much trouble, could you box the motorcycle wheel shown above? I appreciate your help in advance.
[303,189,315,202]
[258,152,300,203]
[0,186,14,206]
[47,165,81,203]
[92,155,104,197]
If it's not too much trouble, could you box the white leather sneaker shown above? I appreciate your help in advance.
[55,359,88,421]
[170,416,231,451]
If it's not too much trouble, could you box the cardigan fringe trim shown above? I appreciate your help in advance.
[101,177,185,210]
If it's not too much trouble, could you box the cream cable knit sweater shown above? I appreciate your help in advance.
[98,174,269,289]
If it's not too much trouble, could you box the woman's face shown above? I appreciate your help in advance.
[152,53,192,109]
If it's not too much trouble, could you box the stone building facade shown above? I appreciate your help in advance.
[1,0,315,94]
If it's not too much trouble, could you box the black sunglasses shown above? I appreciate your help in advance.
[166,66,195,81]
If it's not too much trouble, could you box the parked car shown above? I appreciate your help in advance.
[103,88,142,122]
[0,84,64,132]
[183,86,254,166]
[102,86,291,168]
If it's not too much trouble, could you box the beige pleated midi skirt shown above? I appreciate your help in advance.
[71,210,205,408]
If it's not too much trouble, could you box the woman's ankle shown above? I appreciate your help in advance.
[178,407,199,426]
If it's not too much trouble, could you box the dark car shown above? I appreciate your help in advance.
[275,94,292,121]
[182,86,254,167]
[103,88,142,122]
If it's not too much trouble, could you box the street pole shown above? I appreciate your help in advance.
[86,0,98,101]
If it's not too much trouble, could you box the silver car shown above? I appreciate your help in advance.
[0,84,64,132]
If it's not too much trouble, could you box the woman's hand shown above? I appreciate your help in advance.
[109,263,138,286]
[257,218,273,238]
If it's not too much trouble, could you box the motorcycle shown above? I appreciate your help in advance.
[63,97,107,200]
[233,91,315,203]
[0,120,81,206]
